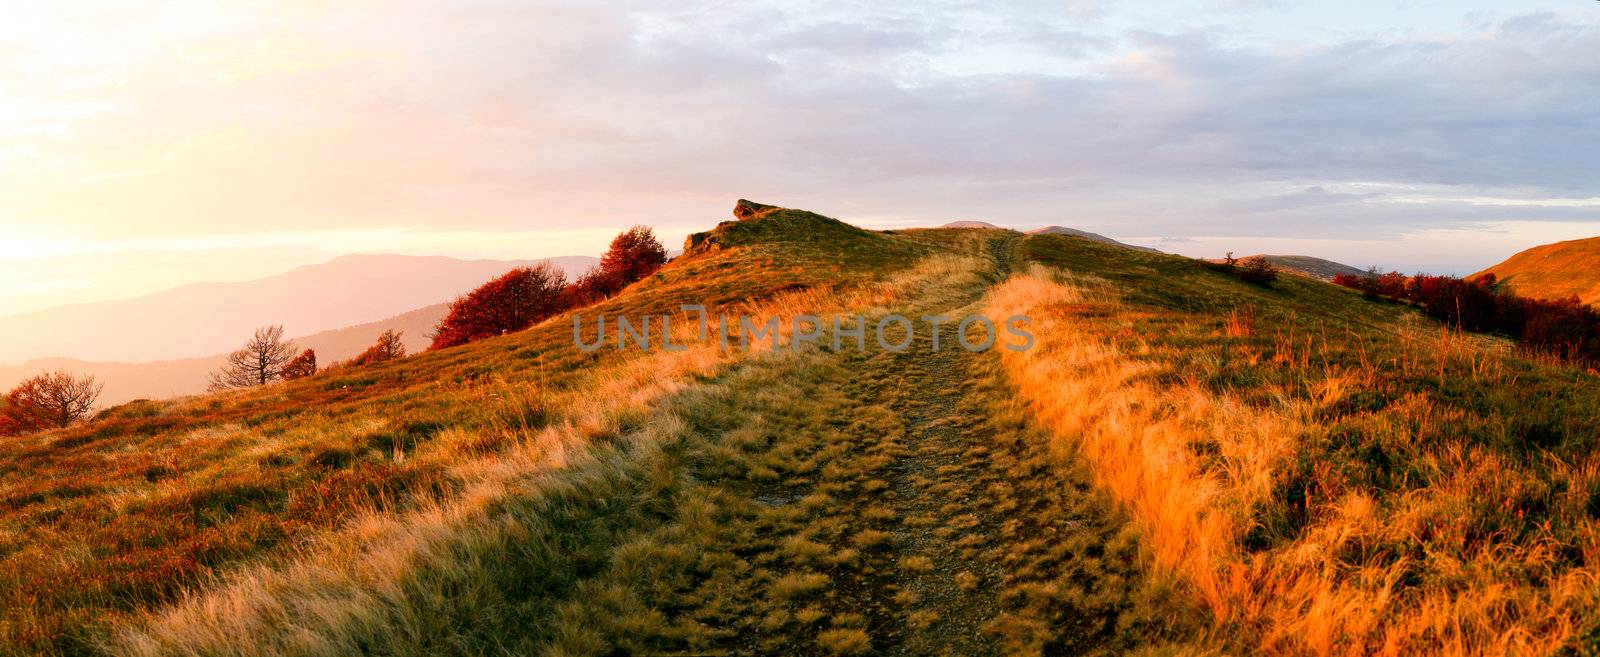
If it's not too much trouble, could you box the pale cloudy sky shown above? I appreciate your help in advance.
[2,1,1598,314]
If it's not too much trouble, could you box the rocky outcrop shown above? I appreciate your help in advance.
[733,199,780,220]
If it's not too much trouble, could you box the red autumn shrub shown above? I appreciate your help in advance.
[1334,270,1600,364]
[426,226,669,351]
[429,264,569,350]
[349,330,406,366]
[281,349,317,380]
[1,370,103,435]
[1205,252,1278,287]
[566,267,623,306]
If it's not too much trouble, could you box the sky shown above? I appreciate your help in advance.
[2,0,1598,315]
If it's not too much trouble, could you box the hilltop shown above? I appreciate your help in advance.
[1474,235,1600,305]
[1243,254,1365,280]
[2,203,1598,657]
[1025,225,1161,253]
[937,220,1006,230]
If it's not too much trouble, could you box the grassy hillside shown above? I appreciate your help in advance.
[0,207,928,655]
[1476,236,1600,306]
[4,205,1598,656]
[992,235,1600,655]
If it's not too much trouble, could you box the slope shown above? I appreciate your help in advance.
[991,233,1600,656]
[0,254,595,365]
[1474,235,1600,306]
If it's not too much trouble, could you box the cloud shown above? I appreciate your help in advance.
[1222,187,1385,213]
[2,0,1599,307]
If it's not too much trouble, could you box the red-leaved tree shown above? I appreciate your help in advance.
[429,264,569,350]
[281,349,317,380]
[0,370,103,435]
[566,267,623,306]
[350,330,407,366]
[568,226,669,303]
[598,226,668,289]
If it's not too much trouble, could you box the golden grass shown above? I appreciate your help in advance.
[987,262,1600,657]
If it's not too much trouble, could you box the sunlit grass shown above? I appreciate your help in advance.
[990,234,1600,656]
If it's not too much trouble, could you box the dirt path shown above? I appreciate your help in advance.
[537,235,1210,656]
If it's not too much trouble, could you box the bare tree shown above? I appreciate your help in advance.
[209,325,297,390]
[0,370,103,433]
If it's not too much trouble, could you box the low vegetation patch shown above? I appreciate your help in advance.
[1334,270,1600,364]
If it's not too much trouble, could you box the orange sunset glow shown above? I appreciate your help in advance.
[2,3,1599,656]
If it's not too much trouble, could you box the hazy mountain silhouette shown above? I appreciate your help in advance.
[0,302,453,406]
[0,254,596,365]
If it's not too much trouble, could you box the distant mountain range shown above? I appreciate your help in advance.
[1475,236,1600,306]
[0,253,595,405]
[0,254,596,365]
[0,302,450,406]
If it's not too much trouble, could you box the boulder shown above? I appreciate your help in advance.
[733,199,779,220]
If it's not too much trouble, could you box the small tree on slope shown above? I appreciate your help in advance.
[280,349,318,380]
[1,370,103,435]
[598,226,668,289]
[210,325,297,390]
[350,330,407,366]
